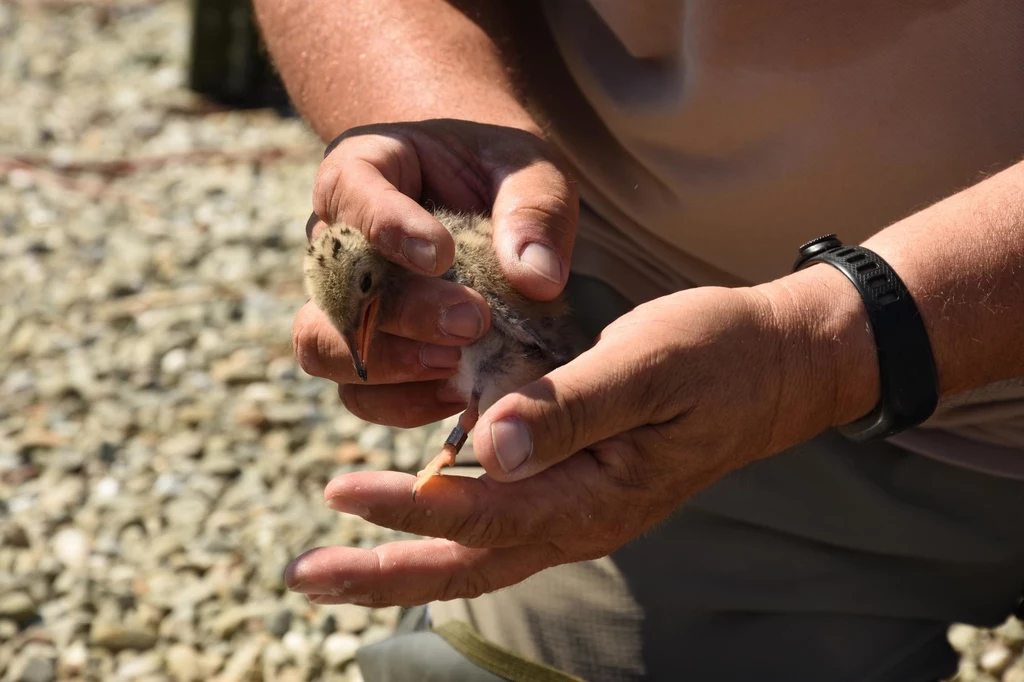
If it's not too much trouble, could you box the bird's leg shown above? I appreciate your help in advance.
[412,390,481,500]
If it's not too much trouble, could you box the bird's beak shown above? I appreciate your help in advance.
[346,295,380,382]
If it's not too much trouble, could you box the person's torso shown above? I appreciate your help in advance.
[526,0,1024,463]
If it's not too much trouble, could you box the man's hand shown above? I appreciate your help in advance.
[293,120,578,428]
[284,269,880,606]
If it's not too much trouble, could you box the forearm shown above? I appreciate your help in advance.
[252,0,541,141]
[759,159,1024,449]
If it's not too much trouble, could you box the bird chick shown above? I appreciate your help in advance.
[304,209,585,499]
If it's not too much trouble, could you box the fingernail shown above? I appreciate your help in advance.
[305,212,321,239]
[490,418,532,473]
[402,238,437,273]
[420,344,461,369]
[519,243,562,285]
[440,302,484,339]
[326,497,370,518]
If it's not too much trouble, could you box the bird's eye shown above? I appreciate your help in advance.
[359,273,372,293]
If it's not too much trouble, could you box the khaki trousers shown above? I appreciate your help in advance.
[358,274,1024,682]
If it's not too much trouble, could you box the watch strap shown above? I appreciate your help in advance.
[793,235,939,441]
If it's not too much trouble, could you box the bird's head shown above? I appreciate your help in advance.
[303,224,396,382]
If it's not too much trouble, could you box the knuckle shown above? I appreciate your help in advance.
[439,549,492,601]
[359,190,397,252]
[445,571,489,601]
[312,159,345,224]
[507,195,577,241]
[292,308,324,378]
[548,381,588,458]
[447,510,489,546]
[445,493,505,547]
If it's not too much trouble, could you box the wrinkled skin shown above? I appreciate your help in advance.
[288,119,865,607]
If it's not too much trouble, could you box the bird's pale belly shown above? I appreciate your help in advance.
[450,329,552,415]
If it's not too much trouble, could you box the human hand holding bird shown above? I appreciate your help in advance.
[303,208,587,498]
[288,119,879,607]
[293,119,578,431]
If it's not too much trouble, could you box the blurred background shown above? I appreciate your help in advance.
[0,1,1020,681]
[0,1,457,680]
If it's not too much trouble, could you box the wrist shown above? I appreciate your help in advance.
[750,263,881,450]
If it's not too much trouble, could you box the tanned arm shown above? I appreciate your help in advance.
[783,158,1024,432]
[252,0,541,140]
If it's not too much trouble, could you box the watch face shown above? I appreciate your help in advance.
[793,236,843,272]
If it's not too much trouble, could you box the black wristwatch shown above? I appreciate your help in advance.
[793,235,938,441]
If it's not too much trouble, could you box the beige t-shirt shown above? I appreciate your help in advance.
[530,0,1024,476]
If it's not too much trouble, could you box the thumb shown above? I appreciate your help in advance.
[473,338,659,482]
[490,157,578,301]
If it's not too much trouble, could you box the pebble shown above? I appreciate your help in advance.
[980,644,1012,674]
[949,623,978,653]
[161,348,190,375]
[357,425,393,452]
[91,622,158,652]
[58,641,88,677]
[94,476,121,501]
[15,657,56,682]
[0,619,19,640]
[322,633,361,669]
[997,618,1024,645]
[0,592,38,625]
[2,522,31,548]
[360,625,393,648]
[165,643,201,682]
[158,432,204,460]
[211,602,277,639]
[268,608,294,638]
[216,636,265,682]
[282,629,312,662]
[334,604,371,633]
[51,527,90,568]
[115,652,164,680]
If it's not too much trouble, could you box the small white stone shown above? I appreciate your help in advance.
[161,348,189,375]
[321,633,360,668]
[59,641,88,675]
[281,630,310,661]
[51,527,90,568]
[115,652,163,680]
[94,476,120,500]
[165,644,201,682]
[153,472,183,498]
[980,644,1012,674]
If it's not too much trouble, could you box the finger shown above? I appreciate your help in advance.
[488,156,578,301]
[314,134,455,276]
[473,339,668,481]
[285,539,563,607]
[320,458,606,548]
[341,380,465,428]
[377,276,491,345]
[292,302,462,385]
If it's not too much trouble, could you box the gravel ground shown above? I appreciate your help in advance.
[0,1,1022,681]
